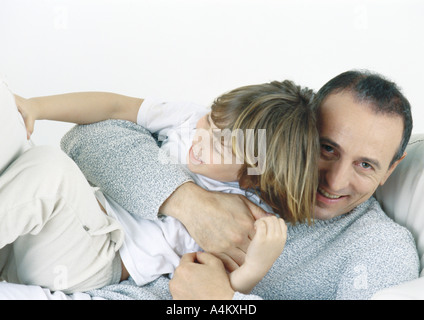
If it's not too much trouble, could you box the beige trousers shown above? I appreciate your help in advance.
[0,145,124,293]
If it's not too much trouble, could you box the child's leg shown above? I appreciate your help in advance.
[0,146,124,293]
[0,80,32,175]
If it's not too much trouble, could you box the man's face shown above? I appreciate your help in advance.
[315,90,405,220]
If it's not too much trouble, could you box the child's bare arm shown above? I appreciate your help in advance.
[229,216,287,294]
[14,92,142,139]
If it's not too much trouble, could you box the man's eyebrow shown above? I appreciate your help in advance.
[320,137,381,170]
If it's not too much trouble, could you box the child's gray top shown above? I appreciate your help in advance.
[61,120,419,300]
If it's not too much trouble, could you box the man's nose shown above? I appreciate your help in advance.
[321,160,351,192]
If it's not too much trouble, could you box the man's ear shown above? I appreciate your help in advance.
[380,152,407,186]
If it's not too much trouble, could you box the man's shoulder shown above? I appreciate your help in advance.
[349,197,416,251]
[346,198,420,293]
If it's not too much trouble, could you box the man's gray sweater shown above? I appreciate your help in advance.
[61,120,419,300]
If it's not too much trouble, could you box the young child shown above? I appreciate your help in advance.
[15,80,319,294]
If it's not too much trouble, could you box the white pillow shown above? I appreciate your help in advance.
[0,80,32,175]
[375,134,424,276]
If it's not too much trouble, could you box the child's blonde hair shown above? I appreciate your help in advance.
[211,80,319,224]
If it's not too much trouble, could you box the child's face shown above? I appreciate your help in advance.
[186,113,243,182]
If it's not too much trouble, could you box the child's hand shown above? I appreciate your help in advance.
[229,216,287,294]
[244,216,287,274]
[14,95,40,139]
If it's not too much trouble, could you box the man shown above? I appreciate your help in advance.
[168,70,419,299]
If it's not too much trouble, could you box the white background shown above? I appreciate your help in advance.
[1,0,423,147]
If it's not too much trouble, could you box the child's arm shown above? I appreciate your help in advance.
[229,216,287,294]
[14,92,143,139]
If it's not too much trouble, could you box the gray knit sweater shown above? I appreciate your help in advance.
[61,120,419,300]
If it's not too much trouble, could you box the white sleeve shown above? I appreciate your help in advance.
[137,98,209,136]
[0,282,101,300]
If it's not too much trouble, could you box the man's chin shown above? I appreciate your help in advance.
[313,211,335,221]
[313,204,344,221]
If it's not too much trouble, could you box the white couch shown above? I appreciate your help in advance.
[373,134,424,299]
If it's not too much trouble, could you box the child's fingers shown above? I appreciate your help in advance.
[253,218,267,239]
[19,115,34,140]
[25,118,34,139]
[256,216,279,236]
[266,216,278,236]
[14,95,35,139]
[262,216,287,242]
[277,218,287,234]
[255,216,287,243]
[277,218,288,244]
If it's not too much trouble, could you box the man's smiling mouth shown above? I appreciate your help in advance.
[318,187,343,199]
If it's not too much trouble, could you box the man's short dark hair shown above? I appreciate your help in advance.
[312,70,413,165]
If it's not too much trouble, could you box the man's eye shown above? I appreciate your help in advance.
[321,144,334,153]
[360,162,372,169]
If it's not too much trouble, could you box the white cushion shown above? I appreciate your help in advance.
[375,134,424,276]
[371,276,424,300]
[0,81,32,175]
